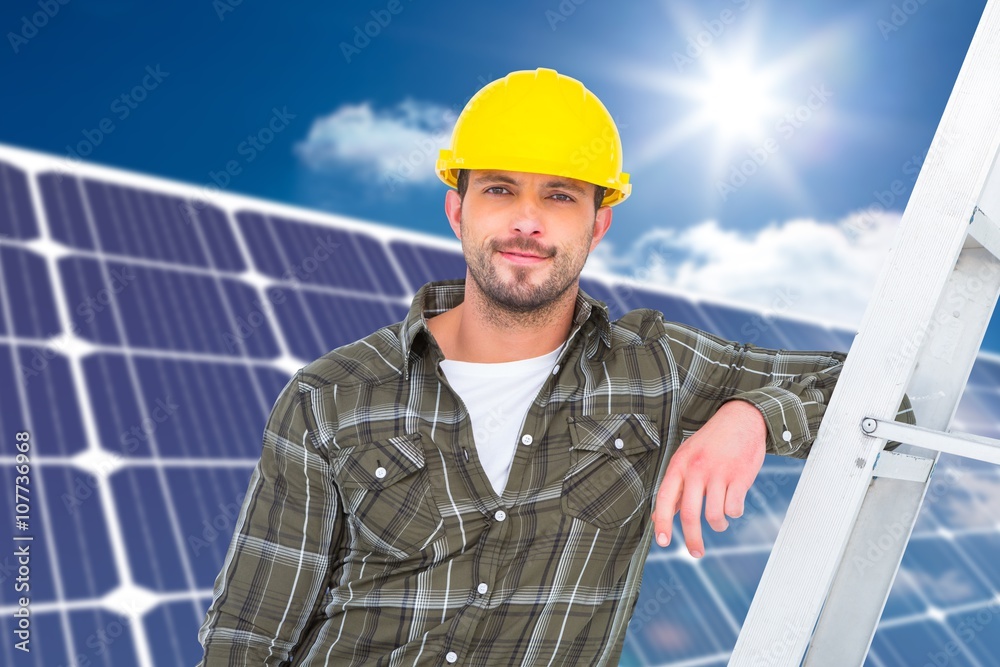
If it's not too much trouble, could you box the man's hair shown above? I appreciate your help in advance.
[456,169,606,212]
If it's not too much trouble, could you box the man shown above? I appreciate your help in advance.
[199,67,912,665]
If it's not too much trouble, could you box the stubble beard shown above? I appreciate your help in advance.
[460,214,592,326]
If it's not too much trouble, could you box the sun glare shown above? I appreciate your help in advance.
[693,57,783,144]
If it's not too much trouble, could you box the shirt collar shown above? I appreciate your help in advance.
[398,278,613,380]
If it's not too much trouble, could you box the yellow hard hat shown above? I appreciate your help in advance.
[436,67,631,207]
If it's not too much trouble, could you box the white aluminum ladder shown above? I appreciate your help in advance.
[728,1,1000,664]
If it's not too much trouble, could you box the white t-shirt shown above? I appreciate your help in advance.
[439,341,566,496]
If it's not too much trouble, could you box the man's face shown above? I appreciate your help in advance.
[444,169,612,314]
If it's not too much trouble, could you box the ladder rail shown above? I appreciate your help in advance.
[803,241,1000,666]
[728,1,1000,663]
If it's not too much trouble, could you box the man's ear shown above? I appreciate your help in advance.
[445,190,462,239]
[589,206,613,253]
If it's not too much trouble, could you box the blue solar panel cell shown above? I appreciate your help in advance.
[254,364,298,403]
[111,467,191,591]
[605,284,715,331]
[699,552,769,623]
[949,604,1000,665]
[768,316,849,353]
[617,640,645,666]
[388,240,466,289]
[86,354,277,459]
[145,600,213,667]
[39,172,97,250]
[237,212,406,295]
[131,356,276,458]
[193,203,246,272]
[67,609,140,667]
[578,277,621,317]
[923,470,1000,531]
[954,533,1000,592]
[629,559,737,660]
[82,258,280,357]
[0,159,39,239]
[696,302,788,350]
[0,346,19,453]
[76,179,245,270]
[967,357,1000,388]
[19,346,88,456]
[112,466,254,591]
[85,354,154,458]
[0,477,54,606]
[166,467,256,587]
[903,537,997,607]
[43,465,119,600]
[953,389,1000,442]
[4,246,61,338]
[275,289,408,362]
[870,618,977,666]
[702,471,795,550]
[5,613,68,666]
[58,256,124,345]
[879,567,928,620]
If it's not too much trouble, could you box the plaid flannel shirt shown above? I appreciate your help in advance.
[198,278,913,666]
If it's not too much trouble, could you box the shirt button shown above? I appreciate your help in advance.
[375,466,387,479]
[552,364,560,375]
[521,434,533,445]
[445,651,458,663]
[782,430,792,443]
[614,438,624,450]
[494,509,507,522]
[477,582,488,595]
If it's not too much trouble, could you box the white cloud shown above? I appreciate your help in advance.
[588,208,904,328]
[295,99,456,185]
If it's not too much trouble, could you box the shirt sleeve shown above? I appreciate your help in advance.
[660,318,915,459]
[198,368,343,666]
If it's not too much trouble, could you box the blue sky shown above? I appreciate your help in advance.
[2,0,997,350]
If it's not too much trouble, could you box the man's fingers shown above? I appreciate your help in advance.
[652,465,683,548]
[678,475,706,558]
[724,480,749,519]
[704,480,729,532]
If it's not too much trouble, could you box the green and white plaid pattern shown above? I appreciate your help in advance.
[198,278,913,666]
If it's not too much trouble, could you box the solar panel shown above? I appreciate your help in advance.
[1,142,997,666]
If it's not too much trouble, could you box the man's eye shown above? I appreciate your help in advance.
[485,186,510,195]
[551,193,574,202]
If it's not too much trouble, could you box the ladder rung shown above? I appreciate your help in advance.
[862,418,1000,465]
[871,450,934,482]
[968,207,1000,258]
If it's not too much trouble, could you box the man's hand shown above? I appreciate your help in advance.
[652,400,767,558]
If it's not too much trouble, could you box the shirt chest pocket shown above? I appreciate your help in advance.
[562,414,662,530]
[331,432,444,559]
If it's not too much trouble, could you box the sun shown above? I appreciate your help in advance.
[625,48,792,168]
[690,56,785,145]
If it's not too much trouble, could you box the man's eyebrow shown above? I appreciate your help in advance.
[472,172,589,196]
[472,172,519,186]
[542,179,588,195]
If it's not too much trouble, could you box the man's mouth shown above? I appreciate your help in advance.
[499,250,549,263]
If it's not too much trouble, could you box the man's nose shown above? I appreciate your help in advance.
[511,196,544,235]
